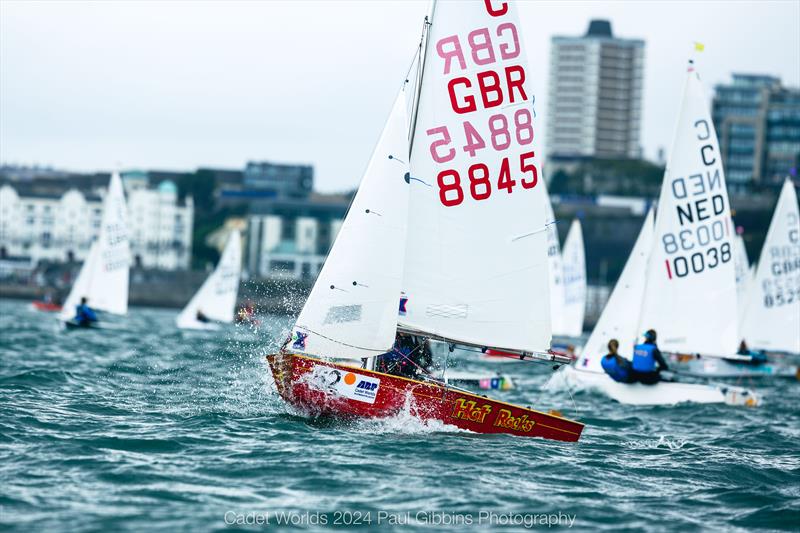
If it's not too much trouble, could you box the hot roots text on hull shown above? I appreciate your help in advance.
[267,353,584,442]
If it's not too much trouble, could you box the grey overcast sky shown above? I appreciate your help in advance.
[1,0,798,192]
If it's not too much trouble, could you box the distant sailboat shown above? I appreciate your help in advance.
[740,178,800,355]
[560,219,586,337]
[59,172,130,328]
[267,1,584,441]
[549,62,760,405]
[733,234,752,331]
[176,230,242,330]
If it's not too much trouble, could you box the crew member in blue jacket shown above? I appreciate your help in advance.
[631,329,669,384]
[75,297,98,327]
[600,339,634,383]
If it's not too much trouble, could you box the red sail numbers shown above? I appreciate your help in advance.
[426,1,539,207]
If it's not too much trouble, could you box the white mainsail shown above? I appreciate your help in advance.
[638,65,738,356]
[577,209,654,373]
[544,184,565,336]
[733,234,752,330]
[740,178,800,353]
[400,1,552,352]
[289,91,410,359]
[176,229,242,330]
[60,172,130,321]
[560,218,586,337]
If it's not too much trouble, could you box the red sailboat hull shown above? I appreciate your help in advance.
[266,353,584,442]
[32,301,62,312]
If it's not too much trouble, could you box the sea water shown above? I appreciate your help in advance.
[1,299,798,531]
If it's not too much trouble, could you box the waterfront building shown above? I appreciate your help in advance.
[547,20,644,163]
[713,74,800,188]
[245,193,350,281]
[0,174,193,270]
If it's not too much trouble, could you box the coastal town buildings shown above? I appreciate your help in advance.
[547,19,644,163]
[712,74,800,189]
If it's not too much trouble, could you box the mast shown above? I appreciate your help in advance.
[407,0,436,155]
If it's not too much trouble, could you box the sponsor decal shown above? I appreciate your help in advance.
[451,398,492,423]
[493,408,535,433]
[292,331,308,350]
[398,296,408,316]
[310,366,380,404]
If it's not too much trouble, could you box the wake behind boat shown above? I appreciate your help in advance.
[267,1,584,441]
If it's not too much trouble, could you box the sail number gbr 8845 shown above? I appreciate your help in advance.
[425,1,538,207]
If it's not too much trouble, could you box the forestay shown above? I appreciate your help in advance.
[289,92,410,359]
[400,1,552,352]
[560,219,586,337]
[577,208,654,372]
[740,178,800,353]
[176,229,242,329]
[60,172,130,321]
[638,67,738,356]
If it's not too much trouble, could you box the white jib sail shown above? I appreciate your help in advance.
[733,234,751,330]
[740,178,800,353]
[176,229,242,329]
[638,66,739,356]
[400,1,552,352]
[577,208,655,373]
[289,90,410,360]
[560,218,586,337]
[544,182,565,336]
[60,172,130,321]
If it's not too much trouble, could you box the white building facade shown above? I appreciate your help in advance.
[0,177,193,270]
[547,20,644,160]
[246,214,343,281]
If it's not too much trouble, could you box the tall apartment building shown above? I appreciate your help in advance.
[712,74,800,188]
[547,20,644,163]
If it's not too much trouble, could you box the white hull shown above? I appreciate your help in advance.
[547,365,759,407]
[671,356,798,379]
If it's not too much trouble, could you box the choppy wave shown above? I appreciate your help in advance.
[1,300,799,532]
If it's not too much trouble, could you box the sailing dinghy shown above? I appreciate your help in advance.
[560,219,586,338]
[176,230,242,331]
[59,172,130,329]
[549,63,761,405]
[267,1,584,441]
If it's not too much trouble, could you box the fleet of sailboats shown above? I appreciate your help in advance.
[37,0,799,439]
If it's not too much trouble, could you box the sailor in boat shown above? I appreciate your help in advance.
[74,297,98,327]
[375,333,433,379]
[631,329,669,384]
[729,340,767,365]
[600,339,634,383]
[196,309,210,323]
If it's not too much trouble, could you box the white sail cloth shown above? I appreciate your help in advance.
[733,234,752,331]
[60,172,130,321]
[559,219,586,337]
[176,229,242,330]
[399,1,552,353]
[577,209,654,372]
[638,67,738,356]
[740,178,800,354]
[289,91,410,359]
